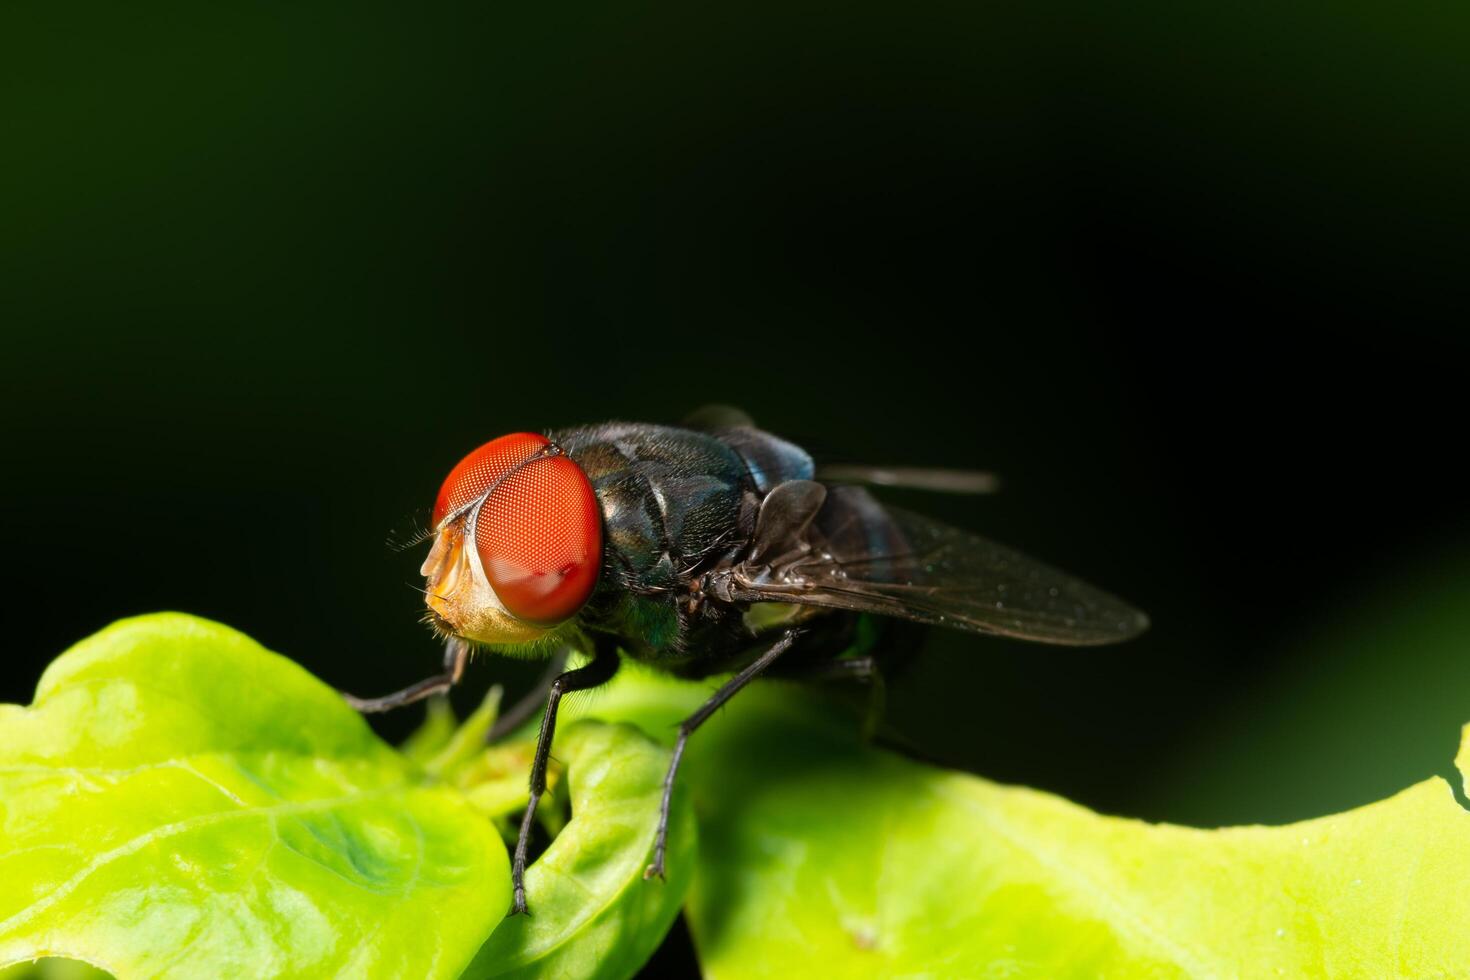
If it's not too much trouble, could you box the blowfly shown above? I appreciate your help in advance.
[344,407,1148,915]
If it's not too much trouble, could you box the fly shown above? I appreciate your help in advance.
[343,407,1148,915]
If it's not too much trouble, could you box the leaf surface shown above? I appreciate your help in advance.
[586,667,1470,979]
[12,613,1470,979]
[0,614,509,979]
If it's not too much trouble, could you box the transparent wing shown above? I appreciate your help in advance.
[816,463,1001,494]
[727,485,1148,646]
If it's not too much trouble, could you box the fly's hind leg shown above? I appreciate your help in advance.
[343,636,470,713]
[644,628,804,882]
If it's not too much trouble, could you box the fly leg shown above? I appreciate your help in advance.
[510,638,620,916]
[343,636,470,713]
[486,648,570,744]
[644,628,803,882]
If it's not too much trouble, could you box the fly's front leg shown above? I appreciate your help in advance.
[510,638,620,916]
[343,636,470,713]
[645,628,803,882]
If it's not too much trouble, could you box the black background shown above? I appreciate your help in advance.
[3,6,1468,967]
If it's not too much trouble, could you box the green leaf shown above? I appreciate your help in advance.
[464,720,696,980]
[584,668,1470,978]
[18,612,1470,978]
[412,689,550,828]
[0,614,509,979]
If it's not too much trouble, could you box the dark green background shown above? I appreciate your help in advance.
[4,0,1468,855]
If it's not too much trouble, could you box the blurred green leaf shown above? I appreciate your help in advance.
[587,668,1470,978]
[399,693,468,767]
[0,614,509,978]
[1147,555,1470,825]
[0,959,114,980]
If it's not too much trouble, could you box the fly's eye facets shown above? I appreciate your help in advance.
[432,433,550,527]
[476,454,602,624]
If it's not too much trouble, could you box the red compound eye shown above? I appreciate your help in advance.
[432,433,550,527]
[433,433,603,625]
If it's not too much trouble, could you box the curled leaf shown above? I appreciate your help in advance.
[465,720,695,980]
